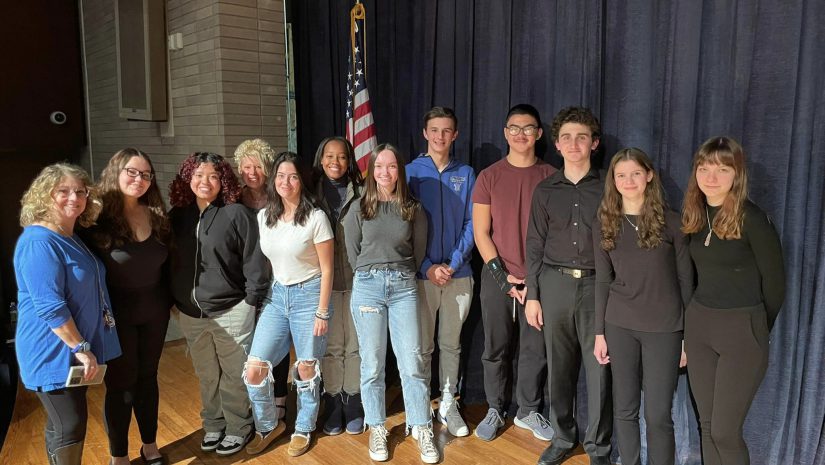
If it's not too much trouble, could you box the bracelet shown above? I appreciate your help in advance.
[315,311,330,321]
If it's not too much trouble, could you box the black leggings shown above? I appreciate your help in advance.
[36,386,88,454]
[685,300,769,465]
[104,316,168,456]
[606,323,681,465]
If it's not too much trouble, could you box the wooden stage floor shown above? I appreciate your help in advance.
[1,341,600,464]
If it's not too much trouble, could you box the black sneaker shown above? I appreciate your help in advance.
[215,430,254,456]
[200,431,224,451]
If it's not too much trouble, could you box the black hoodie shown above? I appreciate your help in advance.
[170,202,270,318]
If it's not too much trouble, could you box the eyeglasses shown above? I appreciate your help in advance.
[506,125,539,136]
[123,167,154,181]
[54,187,90,199]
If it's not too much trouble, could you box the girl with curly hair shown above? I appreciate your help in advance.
[592,148,693,465]
[14,163,121,465]
[80,148,172,465]
[168,152,270,456]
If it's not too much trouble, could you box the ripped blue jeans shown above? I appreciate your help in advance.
[351,268,431,428]
[245,275,329,434]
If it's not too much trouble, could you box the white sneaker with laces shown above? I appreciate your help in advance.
[369,425,389,462]
[412,425,440,464]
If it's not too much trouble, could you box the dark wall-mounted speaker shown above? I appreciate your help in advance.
[115,0,168,121]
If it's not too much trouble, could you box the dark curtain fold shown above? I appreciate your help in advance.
[291,1,825,464]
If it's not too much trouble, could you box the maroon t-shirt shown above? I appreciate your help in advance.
[472,158,557,278]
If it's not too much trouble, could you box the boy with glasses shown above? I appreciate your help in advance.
[472,104,556,442]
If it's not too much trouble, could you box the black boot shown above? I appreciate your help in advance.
[322,393,344,435]
[343,392,365,434]
[48,441,84,465]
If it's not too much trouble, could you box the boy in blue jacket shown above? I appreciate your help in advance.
[406,106,475,437]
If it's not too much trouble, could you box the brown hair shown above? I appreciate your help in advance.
[360,143,418,222]
[599,148,667,251]
[89,148,171,250]
[550,106,601,141]
[681,136,748,239]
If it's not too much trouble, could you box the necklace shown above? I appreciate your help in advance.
[62,229,117,329]
[704,206,713,247]
[624,214,639,232]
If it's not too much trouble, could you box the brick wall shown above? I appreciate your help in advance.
[80,0,288,188]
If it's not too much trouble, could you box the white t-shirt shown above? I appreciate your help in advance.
[258,208,334,285]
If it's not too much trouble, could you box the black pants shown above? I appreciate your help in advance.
[606,323,681,465]
[480,266,547,416]
[685,300,769,465]
[540,268,612,457]
[36,387,88,454]
[104,315,168,456]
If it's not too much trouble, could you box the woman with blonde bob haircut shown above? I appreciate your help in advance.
[15,163,120,465]
[681,136,785,465]
[593,148,692,465]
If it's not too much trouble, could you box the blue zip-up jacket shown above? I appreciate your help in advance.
[406,153,476,279]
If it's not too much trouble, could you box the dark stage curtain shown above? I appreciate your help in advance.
[292,1,825,464]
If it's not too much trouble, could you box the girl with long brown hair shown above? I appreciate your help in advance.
[83,148,172,465]
[681,136,785,465]
[592,148,693,465]
[342,144,437,463]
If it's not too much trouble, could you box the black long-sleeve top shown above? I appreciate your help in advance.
[170,202,271,318]
[689,201,785,328]
[525,168,605,301]
[594,210,694,334]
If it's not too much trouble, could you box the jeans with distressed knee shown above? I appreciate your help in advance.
[245,275,329,434]
[351,268,431,428]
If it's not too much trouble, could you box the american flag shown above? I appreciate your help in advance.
[345,2,377,172]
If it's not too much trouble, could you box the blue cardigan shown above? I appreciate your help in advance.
[14,226,121,391]
[406,154,476,279]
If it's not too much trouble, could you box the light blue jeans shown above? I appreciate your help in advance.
[351,268,431,428]
[245,275,329,434]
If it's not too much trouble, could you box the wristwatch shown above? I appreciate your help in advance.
[71,340,91,354]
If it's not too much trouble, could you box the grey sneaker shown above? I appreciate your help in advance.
[412,425,440,464]
[474,408,504,441]
[514,411,554,441]
[438,401,469,437]
[368,425,389,461]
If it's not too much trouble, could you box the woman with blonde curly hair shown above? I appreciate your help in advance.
[81,148,172,465]
[234,138,276,210]
[232,138,291,418]
[168,152,270,456]
[14,163,121,465]
[592,148,693,465]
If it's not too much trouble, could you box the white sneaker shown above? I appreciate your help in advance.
[438,400,470,437]
[369,425,389,462]
[412,425,440,464]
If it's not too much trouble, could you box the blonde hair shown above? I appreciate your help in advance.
[19,163,101,228]
[234,138,276,178]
